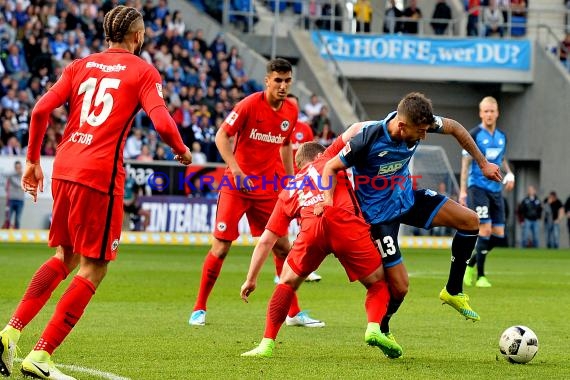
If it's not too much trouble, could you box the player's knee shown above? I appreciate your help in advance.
[272,239,291,258]
[211,239,231,259]
[463,208,480,230]
[389,282,409,300]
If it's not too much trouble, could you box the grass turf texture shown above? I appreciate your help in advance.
[1,244,569,380]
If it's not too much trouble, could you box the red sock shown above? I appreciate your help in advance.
[273,254,284,275]
[35,276,95,354]
[193,252,224,311]
[9,257,69,331]
[365,280,389,323]
[264,284,295,340]
[273,254,301,317]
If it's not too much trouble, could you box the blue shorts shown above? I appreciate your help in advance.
[467,186,505,226]
[370,189,447,268]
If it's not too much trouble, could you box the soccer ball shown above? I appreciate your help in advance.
[499,326,539,364]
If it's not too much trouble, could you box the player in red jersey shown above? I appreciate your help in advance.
[287,94,315,169]
[0,6,192,379]
[282,93,322,283]
[189,58,324,327]
[239,122,402,359]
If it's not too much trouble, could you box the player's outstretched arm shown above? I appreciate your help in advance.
[315,156,346,215]
[24,90,65,201]
[215,128,253,191]
[442,118,502,183]
[341,121,369,143]
[241,229,280,302]
[280,142,294,177]
[459,155,471,207]
[148,106,192,165]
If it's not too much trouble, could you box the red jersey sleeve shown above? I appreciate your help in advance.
[323,136,346,160]
[49,62,74,102]
[137,66,168,115]
[27,91,66,162]
[221,96,251,137]
[148,106,187,155]
[265,198,294,237]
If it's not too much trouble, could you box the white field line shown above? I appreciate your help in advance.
[15,359,131,380]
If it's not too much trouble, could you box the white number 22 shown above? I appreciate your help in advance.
[78,77,121,127]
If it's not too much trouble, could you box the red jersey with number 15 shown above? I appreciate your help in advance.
[221,92,297,197]
[266,136,361,236]
[48,48,168,196]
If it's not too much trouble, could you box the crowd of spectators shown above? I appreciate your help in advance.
[0,0,272,164]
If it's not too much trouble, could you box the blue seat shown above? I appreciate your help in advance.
[189,0,205,12]
[510,15,526,37]
[292,2,303,14]
[268,1,286,12]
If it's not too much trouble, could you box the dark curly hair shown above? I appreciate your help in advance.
[104,6,143,43]
[397,92,436,126]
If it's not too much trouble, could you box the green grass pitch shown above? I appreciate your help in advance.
[1,243,569,379]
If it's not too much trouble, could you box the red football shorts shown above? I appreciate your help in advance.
[287,207,381,282]
[213,190,278,241]
[49,179,123,261]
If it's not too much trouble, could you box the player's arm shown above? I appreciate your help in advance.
[240,228,281,302]
[501,157,515,191]
[341,121,368,143]
[439,117,502,183]
[139,67,191,165]
[316,121,370,214]
[315,155,346,215]
[459,155,472,207]
[241,198,291,301]
[215,128,253,191]
[148,106,192,165]
[280,141,294,176]
[23,90,66,201]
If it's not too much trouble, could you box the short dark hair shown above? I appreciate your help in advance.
[397,92,435,126]
[295,142,326,169]
[266,58,292,74]
[104,6,143,43]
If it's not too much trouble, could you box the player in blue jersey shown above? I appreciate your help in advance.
[460,96,515,288]
[318,93,502,354]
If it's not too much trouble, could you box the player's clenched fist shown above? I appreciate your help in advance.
[174,147,193,166]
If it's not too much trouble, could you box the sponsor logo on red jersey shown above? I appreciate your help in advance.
[85,61,126,73]
[225,111,239,126]
[249,129,286,144]
[280,120,290,131]
[155,83,163,98]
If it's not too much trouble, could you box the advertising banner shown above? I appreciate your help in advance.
[312,31,531,71]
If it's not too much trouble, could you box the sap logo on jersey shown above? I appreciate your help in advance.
[377,157,410,175]
[69,132,93,145]
[485,147,501,160]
